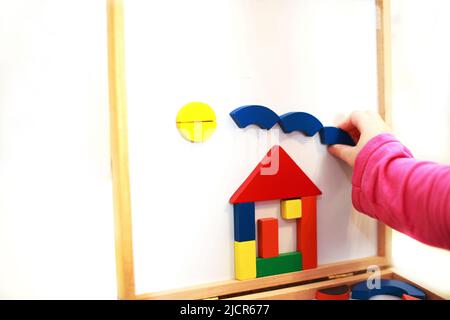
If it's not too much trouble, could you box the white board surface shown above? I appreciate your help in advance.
[0,0,116,298]
[124,0,379,294]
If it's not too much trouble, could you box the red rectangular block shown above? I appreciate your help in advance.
[257,218,279,258]
[297,196,317,269]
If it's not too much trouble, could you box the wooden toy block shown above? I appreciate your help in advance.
[278,112,323,136]
[229,105,279,129]
[351,279,426,300]
[176,121,216,143]
[176,102,217,142]
[316,285,350,300]
[402,294,421,300]
[297,196,317,270]
[281,198,302,219]
[176,101,216,123]
[256,252,302,278]
[257,218,279,258]
[230,146,322,204]
[319,127,355,146]
[234,240,257,280]
[233,202,255,242]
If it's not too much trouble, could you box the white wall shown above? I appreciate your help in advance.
[0,0,117,299]
[391,0,450,299]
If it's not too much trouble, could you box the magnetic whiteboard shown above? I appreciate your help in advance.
[125,0,379,294]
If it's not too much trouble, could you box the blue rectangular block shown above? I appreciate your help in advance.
[233,202,255,242]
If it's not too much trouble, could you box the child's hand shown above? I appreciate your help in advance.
[328,110,392,167]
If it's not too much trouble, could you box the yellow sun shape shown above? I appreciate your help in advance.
[176,102,217,142]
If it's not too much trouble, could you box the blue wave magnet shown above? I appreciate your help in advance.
[319,127,355,146]
[278,112,323,136]
[229,105,280,130]
[352,279,426,300]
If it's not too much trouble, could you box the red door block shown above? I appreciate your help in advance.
[297,196,317,270]
[257,218,279,258]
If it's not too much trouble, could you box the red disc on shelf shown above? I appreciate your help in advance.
[316,285,350,300]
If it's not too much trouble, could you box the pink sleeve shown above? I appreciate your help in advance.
[352,133,450,250]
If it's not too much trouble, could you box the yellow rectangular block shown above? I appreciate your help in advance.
[234,240,256,280]
[281,198,302,219]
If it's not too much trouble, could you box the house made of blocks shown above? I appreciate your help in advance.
[229,145,322,280]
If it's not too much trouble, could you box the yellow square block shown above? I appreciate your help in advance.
[234,241,256,280]
[281,198,302,219]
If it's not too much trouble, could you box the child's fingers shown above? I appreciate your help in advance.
[335,118,361,143]
[336,116,355,132]
[328,144,356,167]
[328,110,389,168]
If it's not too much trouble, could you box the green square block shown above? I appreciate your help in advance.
[256,252,302,278]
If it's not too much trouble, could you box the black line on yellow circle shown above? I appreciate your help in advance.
[176,120,216,124]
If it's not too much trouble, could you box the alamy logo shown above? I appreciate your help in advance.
[366,265,381,289]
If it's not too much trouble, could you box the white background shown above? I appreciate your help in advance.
[0,0,448,299]
[390,0,450,299]
[0,0,116,298]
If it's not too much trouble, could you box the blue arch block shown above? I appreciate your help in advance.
[278,112,323,136]
[230,105,280,130]
[319,127,355,146]
[351,279,426,300]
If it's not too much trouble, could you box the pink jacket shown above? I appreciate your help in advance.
[352,133,450,250]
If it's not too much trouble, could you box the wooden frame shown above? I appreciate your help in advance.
[225,268,444,300]
[107,0,393,300]
[107,0,135,300]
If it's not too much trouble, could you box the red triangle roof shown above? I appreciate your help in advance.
[230,145,321,204]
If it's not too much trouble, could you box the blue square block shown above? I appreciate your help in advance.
[233,202,255,242]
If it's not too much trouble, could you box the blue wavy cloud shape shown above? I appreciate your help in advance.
[229,105,280,129]
[229,105,355,146]
[278,112,323,136]
[319,127,355,146]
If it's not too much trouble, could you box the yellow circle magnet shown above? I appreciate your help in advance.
[176,102,217,142]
